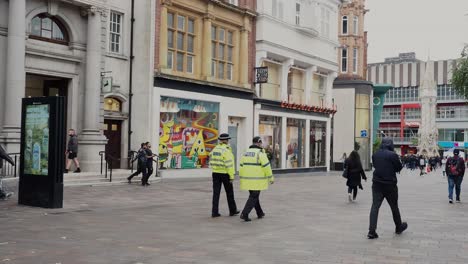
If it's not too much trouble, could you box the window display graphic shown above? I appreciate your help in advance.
[160,97,219,169]
[24,104,50,175]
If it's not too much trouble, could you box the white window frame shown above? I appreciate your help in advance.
[295,3,301,25]
[342,15,348,35]
[227,0,238,5]
[353,48,358,74]
[341,48,348,73]
[353,16,359,35]
[109,11,123,54]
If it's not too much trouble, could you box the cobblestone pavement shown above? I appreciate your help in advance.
[1,169,468,264]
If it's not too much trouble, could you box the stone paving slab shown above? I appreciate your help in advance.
[1,169,468,264]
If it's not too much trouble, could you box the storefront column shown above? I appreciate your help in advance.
[281,59,293,101]
[281,116,287,169]
[239,16,250,87]
[201,14,212,79]
[253,104,261,136]
[79,6,107,171]
[304,66,316,105]
[1,0,26,150]
[326,119,332,171]
[159,2,169,70]
[305,119,311,167]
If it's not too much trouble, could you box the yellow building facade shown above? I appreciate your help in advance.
[157,0,255,89]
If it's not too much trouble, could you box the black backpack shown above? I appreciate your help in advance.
[448,157,461,176]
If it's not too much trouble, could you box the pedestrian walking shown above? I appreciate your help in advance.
[144,142,157,186]
[445,149,465,203]
[344,150,367,202]
[127,143,149,186]
[239,136,274,222]
[442,156,447,177]
[418,155,426,176]
[209,133,239,218]
[368,138,407,239]
[65,129,81,173]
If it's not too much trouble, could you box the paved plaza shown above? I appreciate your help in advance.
[1,169,468,264]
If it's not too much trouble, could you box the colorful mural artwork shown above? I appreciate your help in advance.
[159,97,219,169]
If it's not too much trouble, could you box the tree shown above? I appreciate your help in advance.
[451,46,468,100]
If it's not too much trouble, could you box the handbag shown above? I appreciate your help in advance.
[342,166,348,178]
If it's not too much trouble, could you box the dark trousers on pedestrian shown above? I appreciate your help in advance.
[348,186,358,199]
[129,162,148,184]
[242,190,264,217]
[369,182,402,232]
[212,173,237,215]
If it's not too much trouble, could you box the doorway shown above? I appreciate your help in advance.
[228,125,238,169]
[104,119,122,169]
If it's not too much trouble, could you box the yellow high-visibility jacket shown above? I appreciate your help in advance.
[239,146,274,191]
[209,143,235,180]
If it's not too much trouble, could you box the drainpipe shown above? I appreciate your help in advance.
[127,0,135,167]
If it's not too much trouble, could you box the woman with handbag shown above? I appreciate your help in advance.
[344,151,367,202]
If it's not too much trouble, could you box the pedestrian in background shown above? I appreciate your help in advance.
[445,149,465,203]
[344,150,367,202]
[368,138,407,239]
[144,142,157,186]
[209,133,239,218]
[127,143,149,186]
[65,129,80,173]
[239,136,274,222]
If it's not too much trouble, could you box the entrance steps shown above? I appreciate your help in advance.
[64,168,211,187]
[64,169,137,187]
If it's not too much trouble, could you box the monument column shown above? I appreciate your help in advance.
[2,0,26,150]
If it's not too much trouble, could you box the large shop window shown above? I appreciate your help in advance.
[310,121,326,167]
[259,115,282,169]
[286,118,305,168]
[159,97,219,169]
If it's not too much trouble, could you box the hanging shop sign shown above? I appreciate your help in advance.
[254,67,269,84]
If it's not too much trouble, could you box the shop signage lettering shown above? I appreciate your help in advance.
[280,101,337,115]
[254,67,268,84]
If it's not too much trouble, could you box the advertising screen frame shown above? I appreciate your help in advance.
[19,97,65,208]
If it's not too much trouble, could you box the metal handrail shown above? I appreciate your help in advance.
[99,151,120,182]
[128,150,138,173]
[1,153,20,178]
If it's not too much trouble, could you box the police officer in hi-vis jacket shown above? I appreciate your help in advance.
[239,136,274,222]
[209,133,239,218]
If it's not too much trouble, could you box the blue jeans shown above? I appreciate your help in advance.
[448,176,463,200]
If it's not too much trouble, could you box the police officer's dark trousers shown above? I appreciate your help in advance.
[369,182,402,232]
[212,173,237,215]
[242,190,264,217]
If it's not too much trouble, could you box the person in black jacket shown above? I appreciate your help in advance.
[127,143,149,186]
[144,142,157,186]
[368,138,407,239]
[344,151,367,202]
[445,149,465,203]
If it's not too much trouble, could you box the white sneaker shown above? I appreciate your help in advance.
[449,199,453,204]
[456,199,461,203]
[348,193,352,202]
[2,192,13,200]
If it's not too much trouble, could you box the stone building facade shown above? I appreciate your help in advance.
[0,0,155,171]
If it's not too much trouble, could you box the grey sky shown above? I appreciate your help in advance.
[365,0,468,63]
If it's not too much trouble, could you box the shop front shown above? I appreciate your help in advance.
[154,78,254,174]
[254,99,334,172]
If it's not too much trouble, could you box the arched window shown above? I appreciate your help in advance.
[104,98,122,112]
[342,16,348,35]
[30,14,69,44]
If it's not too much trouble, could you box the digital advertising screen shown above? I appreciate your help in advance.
[24,104,50,176]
